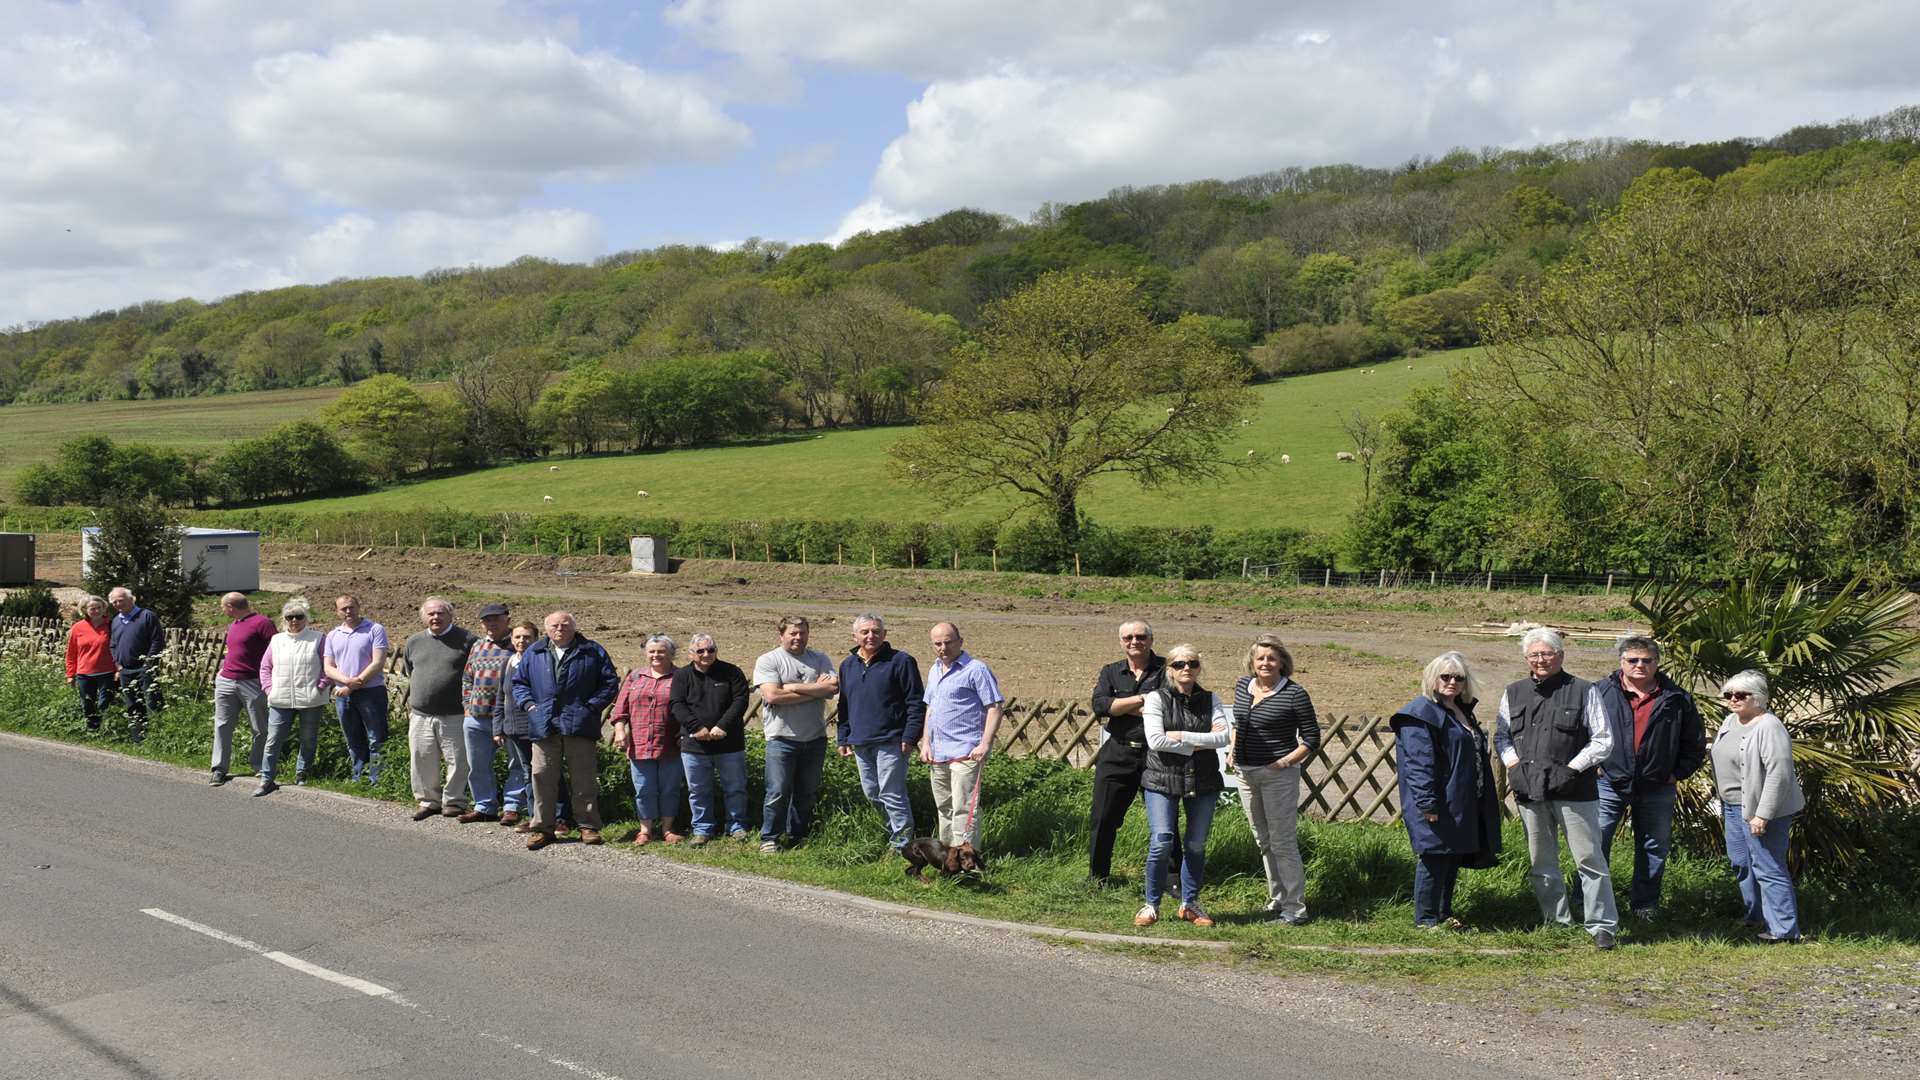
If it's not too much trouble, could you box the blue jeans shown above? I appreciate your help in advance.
[1144,789,1219,909]
[1722,803,1800,939]
[334,685,390,783]
[628,755,685,822]
[763,737,829,843]
[263,706,324,780]
[1597,776,1679,912]
[74,672,116,726]
[1413,853,1464,926]
[851,742,915,849]
[463,717,510,814]
[684,750,749,837]
[117,665,156,723]
[511,737,566,821]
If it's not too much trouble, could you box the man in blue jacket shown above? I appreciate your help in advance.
[107,586,165,740]
[510,610,619,850]
[837,613,925,852]
[1595,634,1707,920]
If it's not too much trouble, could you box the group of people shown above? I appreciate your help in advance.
[65,595,1804,942]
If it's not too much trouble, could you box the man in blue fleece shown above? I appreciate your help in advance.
[836,613,924,852]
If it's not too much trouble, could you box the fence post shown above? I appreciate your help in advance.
[952,550,959,570]
[479,533,485,552]
[313,527,319,543]
[1378,568,1387,588]
[393,530,399,547]
[1486,571,1493,591]
[800,542,807,565]
[731,541,738,561]
[837,544,843,565]
[764,542,771,563]
[597,535,604,556]
[1241,557,1250,579]
[1074,553,1081,577]
[870,546,876,568]
[1605,573,1614,595]
[991,548,998,572]
[420,529,427,548]
[1430,569,1436,586]
[1324,568,1331,587]
[1540,572,1549,596]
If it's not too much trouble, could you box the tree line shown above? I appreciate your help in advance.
[7,106,1915,413]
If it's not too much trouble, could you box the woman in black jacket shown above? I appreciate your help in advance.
[1137,644,1231,928]
[1229,633,1320,925]
[671,633,751,846]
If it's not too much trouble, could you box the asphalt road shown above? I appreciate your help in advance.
[0,735,1534,1080]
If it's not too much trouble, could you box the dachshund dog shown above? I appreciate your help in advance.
[902,838,987,878]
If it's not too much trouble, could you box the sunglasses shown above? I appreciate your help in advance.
[1722,691,1751,701]
[693,647,716,655]
[1436,673,1465,683]
[286,614,307,622]
[1121,634,1150,641]
[1622,657,1655,666]
[1168,660,1201,671]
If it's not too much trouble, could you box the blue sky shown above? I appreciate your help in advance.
[4,1,1919,325]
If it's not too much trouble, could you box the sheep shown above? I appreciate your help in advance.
[1336,451,1356,462]
[542,495,554,502]
[549,465,560,471]
[1247,450,1256,458]
[635,490,650,497]
[1280,454,1291,465]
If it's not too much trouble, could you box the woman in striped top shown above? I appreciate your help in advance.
[1229,634,1320,924]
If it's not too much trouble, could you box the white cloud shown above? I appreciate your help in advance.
[826,197,916,244]
[804,2,1920,227]
[171,0,531,52]
[292,209,605,280]
[234,34,750,212]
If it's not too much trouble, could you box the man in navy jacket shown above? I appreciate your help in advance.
[837,613,925,852]
[510,611,619,849]
[1595,634,1707,919]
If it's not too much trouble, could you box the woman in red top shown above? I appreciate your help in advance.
[609,634,684,846]
[65,595,118,731]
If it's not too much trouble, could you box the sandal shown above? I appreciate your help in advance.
[633,825,653,847]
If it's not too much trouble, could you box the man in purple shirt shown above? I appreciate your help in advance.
[323,594,391,784]
[919,622,1003,854]
[210,593,275,786]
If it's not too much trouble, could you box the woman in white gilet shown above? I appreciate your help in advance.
[257,597,330,795]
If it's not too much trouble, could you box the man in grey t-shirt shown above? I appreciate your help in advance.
[752,616,838,851]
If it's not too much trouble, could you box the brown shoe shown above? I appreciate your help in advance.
[458,810,500,824]
[526,832,555,851]
[499,811,522,827]
[441,806,463,817]
[580,828,603,846]
[411,805,440,821]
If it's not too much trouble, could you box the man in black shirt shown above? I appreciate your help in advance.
[1087,619,1177,884]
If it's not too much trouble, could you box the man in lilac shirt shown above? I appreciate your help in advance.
[210,593,275,786]
[919,622,1004,854]
[324,594,391,784]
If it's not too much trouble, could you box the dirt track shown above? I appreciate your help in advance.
[31,535,1638,715]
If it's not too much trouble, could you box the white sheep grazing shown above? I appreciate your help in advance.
[549,465,560,471]
[1336,451,1356,462]
[1247,450,1256,457]
[542,495,554,502]
[635,490,650,497]
[1281,453,1291,465]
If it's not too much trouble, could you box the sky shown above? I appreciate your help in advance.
[4,0,1919,326]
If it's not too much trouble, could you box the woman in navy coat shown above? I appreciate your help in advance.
[1391,651,1502,929]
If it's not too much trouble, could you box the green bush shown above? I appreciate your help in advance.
[1251,321,1401,378]
[0,584,59,619]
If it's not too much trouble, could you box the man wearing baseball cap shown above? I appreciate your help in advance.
[460,602,521,824]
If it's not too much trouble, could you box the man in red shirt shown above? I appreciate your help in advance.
[211,592,276,786]
[1595,634,1707,919]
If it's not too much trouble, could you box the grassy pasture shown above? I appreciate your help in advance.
[0,385,348,496]
[0,351,1469,534]
[274,352,1468,533]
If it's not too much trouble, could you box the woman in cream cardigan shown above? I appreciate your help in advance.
[257,598,330,795]
[1709,670,1805,943]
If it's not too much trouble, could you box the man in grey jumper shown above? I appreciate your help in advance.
[400,597,477,820]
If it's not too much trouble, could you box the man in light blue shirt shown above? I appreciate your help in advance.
[920,622,1003,853]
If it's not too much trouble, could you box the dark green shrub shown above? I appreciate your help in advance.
[0,584,59,619]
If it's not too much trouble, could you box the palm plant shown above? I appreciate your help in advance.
[1633,574,1920,877]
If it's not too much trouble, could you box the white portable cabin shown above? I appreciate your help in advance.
[80,526,262,593]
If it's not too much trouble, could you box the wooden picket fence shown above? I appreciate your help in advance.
[2,617,1437,822]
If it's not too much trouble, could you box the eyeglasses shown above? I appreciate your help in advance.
[1436,673,1465,683]
[1622,657,1655,666]
[1121,634,1150,641]
[1721,691,1751,701]
[1524,652,1558,662]
[1168,660,1200,670]
[693,647,716,655]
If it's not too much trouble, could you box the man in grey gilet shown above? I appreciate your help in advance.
[1494,627,1620,949]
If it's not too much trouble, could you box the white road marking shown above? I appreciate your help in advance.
[141,907,626,1079]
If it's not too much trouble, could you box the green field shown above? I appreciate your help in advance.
[275,353,1466,533]
[0,386,349,497]
[0,352,1467,534]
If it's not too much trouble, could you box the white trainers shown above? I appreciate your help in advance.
[1134,904,1159,927]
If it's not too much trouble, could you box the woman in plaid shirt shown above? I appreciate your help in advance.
[610,634,685,845]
